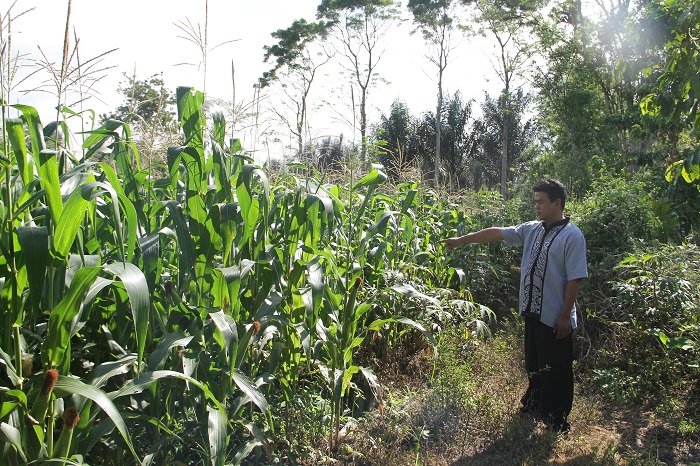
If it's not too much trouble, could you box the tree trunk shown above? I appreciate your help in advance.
[501,113,509,200]
[435,79,443,187]
[360,89,367,161]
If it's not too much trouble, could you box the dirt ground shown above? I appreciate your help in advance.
[331,333,700,466]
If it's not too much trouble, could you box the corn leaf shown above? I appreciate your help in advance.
[51,180,96,265]
[0,347,19,386]
[84,181,130,262]
[207,405,227,466]
[211,141,232,201]
[5,118,31,185]
[353,166,387,190]
[142,436,179,466]
[232,369,269,414]
[81,119,129,152]
[104,262,150,368]
[0,422,28,463]
[210,203,238,265]
[164,200,196,275]
[209,311,238,358]
[38,150,63,224]
[237,164,270,244]
[138,233,160,292]
[231,438,262,466]
[110,370,226,416]
[88,354,138,388]
[176,86,205,152]
[204,99,226,148]
[11,104,45,161]
[53,376,139,462]
[391,283,440,305]
[243,421,271,458]
[147,333,194,371]
[97,164,139,261]
[42,266,101,370]
[0,401,18,419]
[16,226,49,313]
[369,315,437,349]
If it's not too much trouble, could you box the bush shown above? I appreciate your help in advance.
[571,173,661,262]
[587,243,700,403]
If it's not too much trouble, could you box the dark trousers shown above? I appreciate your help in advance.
[521,317,574,425]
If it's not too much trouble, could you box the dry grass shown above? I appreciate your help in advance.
[329,320,700,466]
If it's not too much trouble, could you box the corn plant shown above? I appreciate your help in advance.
[0,101,145,463]
[0,75,500,464]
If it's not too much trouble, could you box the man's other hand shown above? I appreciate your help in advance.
[553,314,572,339]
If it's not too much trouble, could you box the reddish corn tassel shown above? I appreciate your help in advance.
[30,369,59,423]
[41,369,59,396]
[53,407,80,458]
[62,407,80,429]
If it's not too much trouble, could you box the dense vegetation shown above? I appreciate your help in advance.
[1,0,699,464]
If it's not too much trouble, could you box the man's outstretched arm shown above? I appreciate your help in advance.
[439,227,504,250]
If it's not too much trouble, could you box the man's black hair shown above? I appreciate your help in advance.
[533,178,566,210]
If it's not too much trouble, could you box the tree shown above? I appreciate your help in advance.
[531,0,667,192]
[315,134,357,172]
[578,0,664,166]
[414,92,477,188]
[439,92,479,189]
[531,24,611,194]
[462,0,543,198]
[474,89,536,190]
[642,0,700,182]
[260,19,331,161]
[101,73,177,168]
[374,99,417,180]
[408,0,461,186]
[317,0,400,160]
[102,72,176,130]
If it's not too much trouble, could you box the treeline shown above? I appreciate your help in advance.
[255,0,699,203]
[100,0,699,208]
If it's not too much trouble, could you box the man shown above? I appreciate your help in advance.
[440,179,587,433]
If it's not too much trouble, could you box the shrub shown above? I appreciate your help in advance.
[588,243,700,403]
[571,172,662,266]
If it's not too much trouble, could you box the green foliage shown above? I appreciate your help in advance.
[102,73,176,130]
[439,191,523,314]
[260,19,331,88]
[589,244,700,402]
[317,0,397,19]
[474,89,537,191]
[374,99,416,181]
[0,86,504,463]
[375,93,483,189]
[570,173,662,266]
[642,0,700,142]
[408,0,456,41]
[532,0,668,196]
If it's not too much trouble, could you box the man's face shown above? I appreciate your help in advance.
[535,191,559,222]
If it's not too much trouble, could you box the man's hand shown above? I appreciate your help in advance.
[439,237,462,251]
[553,314,572,339]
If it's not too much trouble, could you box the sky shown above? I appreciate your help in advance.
[6,0,505,159]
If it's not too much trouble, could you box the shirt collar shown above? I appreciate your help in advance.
[541,216,570,231]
